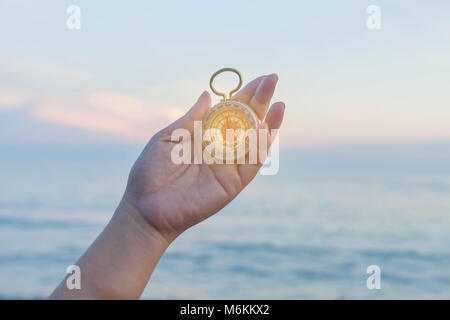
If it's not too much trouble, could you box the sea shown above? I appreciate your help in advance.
[1,142,449,299]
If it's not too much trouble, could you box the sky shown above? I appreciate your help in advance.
[0,0,449,148]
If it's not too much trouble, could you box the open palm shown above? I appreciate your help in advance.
[124,74,285,243]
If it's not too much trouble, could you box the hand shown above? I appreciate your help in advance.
[123,74,285,243]
[50,74,285,299]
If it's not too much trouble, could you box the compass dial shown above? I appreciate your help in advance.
[202,100,259,162]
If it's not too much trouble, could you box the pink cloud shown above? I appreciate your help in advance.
[31,91,185,142]
[281,108,450,148]
[0,88,31,110]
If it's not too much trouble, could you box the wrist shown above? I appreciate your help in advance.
[115,195,172,250]
[51,196,171,299]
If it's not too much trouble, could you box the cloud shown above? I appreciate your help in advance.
[0,83,186,143]
[429,19,450,41]
[0,88,32,110]
[0,56,186,143]
[31,91,185,142]
[283,106,450,148]
[0,56,91,84]
[1,54,449,148]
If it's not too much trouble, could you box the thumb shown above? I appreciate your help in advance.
[165,91,211,134]
[186,91,211,123]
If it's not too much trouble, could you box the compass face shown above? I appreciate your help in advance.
[202,100,259,163]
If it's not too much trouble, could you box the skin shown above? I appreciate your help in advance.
[50,73,285,299]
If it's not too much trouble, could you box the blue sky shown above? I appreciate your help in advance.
[1,0,449,147]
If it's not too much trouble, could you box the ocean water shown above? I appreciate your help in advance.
[0,143,449,299]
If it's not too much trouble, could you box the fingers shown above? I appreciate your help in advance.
[232,75,265,104]
[162,72,278,138]
[237,122,270,186]
[249,74,278,120]
[163,91,211,134]
[264,101,285,131]
[234,74,278,121]
[238,101,285,186]
[186,91,211,123]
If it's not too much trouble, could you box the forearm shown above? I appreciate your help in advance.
[50,197,170,299]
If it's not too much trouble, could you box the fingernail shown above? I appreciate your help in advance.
[268,73,278,83]
[198,91,210,102]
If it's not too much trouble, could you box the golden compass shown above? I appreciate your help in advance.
[203,68,260,163]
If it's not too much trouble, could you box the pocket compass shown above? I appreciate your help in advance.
[202,68,260,163]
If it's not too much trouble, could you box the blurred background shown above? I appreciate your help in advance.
[0,0,449,298]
